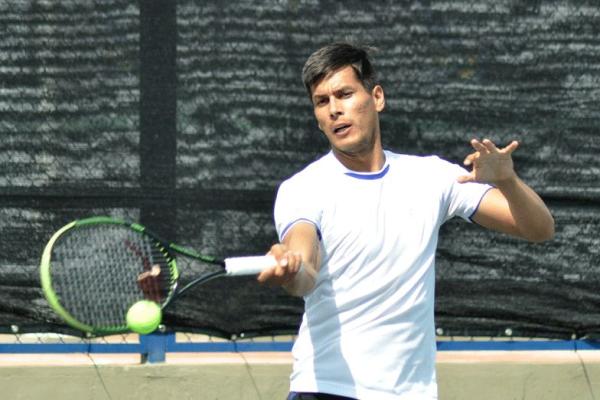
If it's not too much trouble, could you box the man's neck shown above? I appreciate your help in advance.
[332,147,386,173]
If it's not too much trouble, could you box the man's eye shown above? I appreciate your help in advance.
[342,92,352,98]
[316,98,328,106]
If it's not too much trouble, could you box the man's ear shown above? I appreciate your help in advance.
[372,85,385,112]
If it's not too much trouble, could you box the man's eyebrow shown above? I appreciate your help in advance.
[312,85,355,101]
[334,85,354,93]
[312,93,327,103]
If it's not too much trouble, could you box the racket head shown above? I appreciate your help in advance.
[40,216,179,335]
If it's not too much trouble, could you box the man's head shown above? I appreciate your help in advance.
[302,43,385,169]
[302,43,377,100]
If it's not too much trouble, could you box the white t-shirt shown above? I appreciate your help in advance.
[274,150,492,399]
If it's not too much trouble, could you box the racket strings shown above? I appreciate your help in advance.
[50,224,174,331]
[138,244,176,303]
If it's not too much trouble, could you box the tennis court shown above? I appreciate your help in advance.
[1,1,599,399]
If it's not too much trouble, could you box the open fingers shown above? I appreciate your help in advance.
[501,140,519,154]
[470,139,489,154]
[481,138,500,153]
[472,138,519,155]
[463,152,478,166]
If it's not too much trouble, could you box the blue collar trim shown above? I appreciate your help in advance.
[344,164,390,180]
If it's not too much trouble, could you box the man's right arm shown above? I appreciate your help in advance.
[257,222,321,297]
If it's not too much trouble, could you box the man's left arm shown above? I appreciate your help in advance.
[458,139,555,243]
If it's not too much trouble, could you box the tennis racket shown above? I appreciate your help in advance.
[40,216,276,336]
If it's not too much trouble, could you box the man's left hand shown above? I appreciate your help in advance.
[458,139,519,185]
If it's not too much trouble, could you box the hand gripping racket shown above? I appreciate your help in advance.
[40,216,276,336]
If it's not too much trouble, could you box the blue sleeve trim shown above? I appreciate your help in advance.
[468,186,495,223]
[280,218,321,241]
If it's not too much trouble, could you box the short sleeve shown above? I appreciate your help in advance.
[273,177,322,241]
[441,160,494,222]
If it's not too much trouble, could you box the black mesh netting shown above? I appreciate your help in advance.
[1,1,599,339]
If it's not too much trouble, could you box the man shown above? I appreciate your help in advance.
[257,43,554,400]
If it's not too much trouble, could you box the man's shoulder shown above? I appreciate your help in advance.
[274,152,334,208]
[282,152,336,185]
[385,151,468,189]
[386,151,455,170]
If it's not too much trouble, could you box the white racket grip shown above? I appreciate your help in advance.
[224,255,277,276]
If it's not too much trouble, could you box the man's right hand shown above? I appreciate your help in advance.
[257,243,303,287]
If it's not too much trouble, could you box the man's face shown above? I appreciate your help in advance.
[311,66,385,159]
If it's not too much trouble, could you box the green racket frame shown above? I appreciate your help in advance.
[40,216,180,335]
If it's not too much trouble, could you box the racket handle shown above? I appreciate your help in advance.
[224,255,277,276]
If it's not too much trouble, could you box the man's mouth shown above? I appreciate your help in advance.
[333,124,351,135]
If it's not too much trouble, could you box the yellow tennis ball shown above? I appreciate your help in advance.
[126,300,162,335]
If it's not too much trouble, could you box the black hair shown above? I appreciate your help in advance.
[301,42,377,100]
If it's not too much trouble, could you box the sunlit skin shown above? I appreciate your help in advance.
[311,66,386,172]
[461,138,555,242]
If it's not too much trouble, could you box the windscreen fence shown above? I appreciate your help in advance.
[1,0,598,339]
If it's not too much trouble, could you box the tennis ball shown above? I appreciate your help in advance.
[126,300,162,335]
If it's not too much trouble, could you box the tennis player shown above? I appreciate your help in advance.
[258,43,554,400]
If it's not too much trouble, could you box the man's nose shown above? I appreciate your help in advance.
[329,98,342,118]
